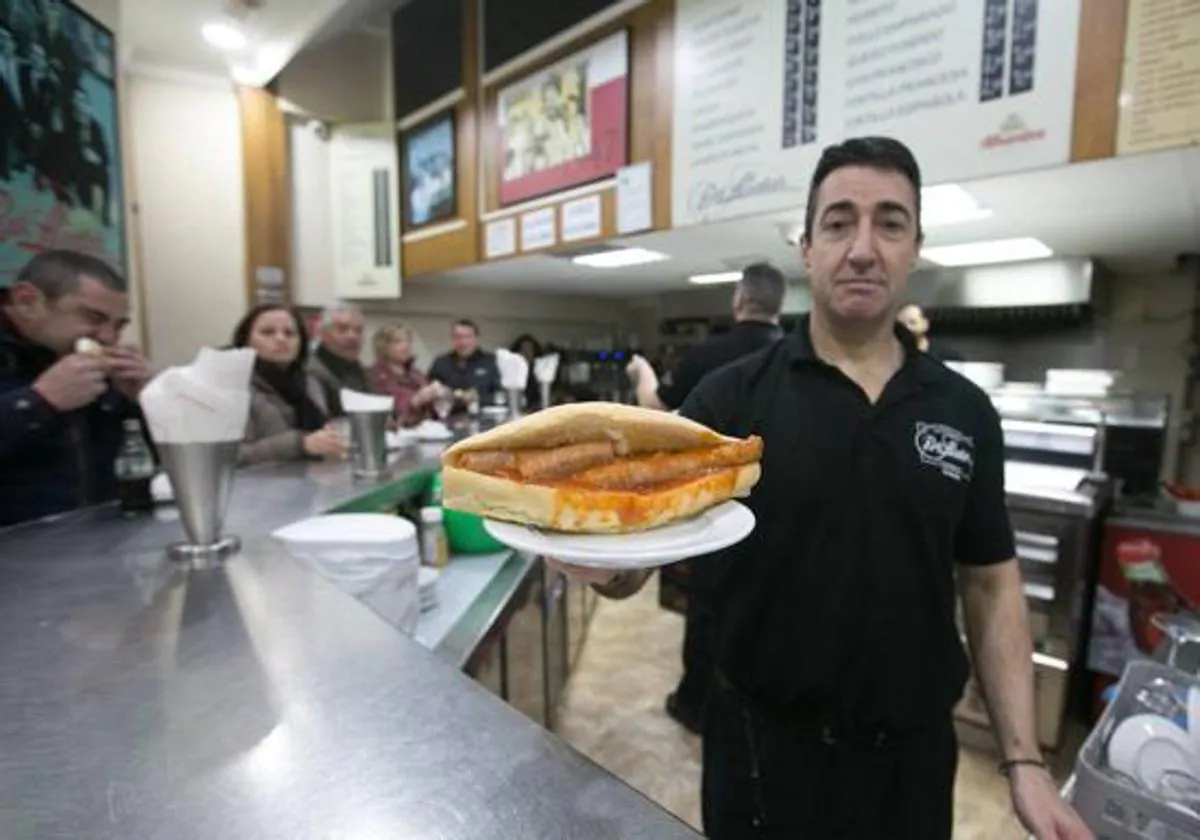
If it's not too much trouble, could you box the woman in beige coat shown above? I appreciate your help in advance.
[231,304,348,465]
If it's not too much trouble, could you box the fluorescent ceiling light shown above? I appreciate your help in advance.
[688,271,742,285]
[920,184,993,227]
[572,248,668,269]
[921,237,1053,267]
[202,21,246,50]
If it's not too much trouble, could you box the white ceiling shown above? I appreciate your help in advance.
[425,147,1200,298]
[108,0,400,85]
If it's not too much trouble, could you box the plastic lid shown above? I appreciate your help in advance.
[420,506,443,523]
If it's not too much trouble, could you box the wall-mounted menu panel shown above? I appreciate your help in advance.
[1116,0,1200,156]
[484,0,621,72]
[671,0,1083,227]
[393,0,463,119]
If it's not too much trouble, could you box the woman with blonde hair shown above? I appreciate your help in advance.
[368,323,439,428]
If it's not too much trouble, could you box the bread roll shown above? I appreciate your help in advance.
[441,402,762,533]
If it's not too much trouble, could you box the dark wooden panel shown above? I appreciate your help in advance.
[484,0,620,72]
[393,0,463,119]
[1070,0,1128,162]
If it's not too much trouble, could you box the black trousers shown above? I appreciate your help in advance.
[702,676,958,839]
[673,587,714,714]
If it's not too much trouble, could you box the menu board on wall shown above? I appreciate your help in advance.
[671,0,1082,227]
[1116,0,1200,156]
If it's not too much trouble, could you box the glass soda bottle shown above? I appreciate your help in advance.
[114,418,156,515]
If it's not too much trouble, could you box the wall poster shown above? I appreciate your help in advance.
[400,109,456,230]
[671,0,1082,227]
[0,0,125,284]
[495,29,629,206]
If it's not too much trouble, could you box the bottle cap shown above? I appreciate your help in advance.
[420,506,443,524]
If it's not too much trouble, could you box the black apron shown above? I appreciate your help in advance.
[702,672,958,839]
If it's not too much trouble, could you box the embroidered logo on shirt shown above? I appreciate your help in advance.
[913,422,975,483]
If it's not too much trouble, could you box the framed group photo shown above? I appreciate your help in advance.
[495,28,630,206]
[400,109,457,230]
[0,0,125,284]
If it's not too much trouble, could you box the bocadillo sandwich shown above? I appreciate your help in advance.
[441,402,762,533]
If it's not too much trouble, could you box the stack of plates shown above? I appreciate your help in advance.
[419,566,440,612]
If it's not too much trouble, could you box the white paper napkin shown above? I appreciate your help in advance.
[495,348,530,391]
[139,347,255,443]
[533,353,560,384]
[340,388,393,413]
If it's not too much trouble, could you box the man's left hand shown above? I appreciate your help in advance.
[1011,766,1094,839]
[106,346,154,400]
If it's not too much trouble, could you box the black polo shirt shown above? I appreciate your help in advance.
[657,320,783,410]
[680,314,1014,732]
[428,349,501,405]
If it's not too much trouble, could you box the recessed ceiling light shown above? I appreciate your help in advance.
[688,271,742,285]
[921,184,993,227]
[921,237,1053,267]
[202,21,246,50]
[571,248,668,269]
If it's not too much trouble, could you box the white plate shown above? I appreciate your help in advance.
[1108,713,1198,791]
[415,421,453,442]
[386,430,418,450]
[482,501,756,570]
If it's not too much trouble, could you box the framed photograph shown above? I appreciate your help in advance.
[496,28,629,206]
[0,0,126,285]
[400,109,457,230]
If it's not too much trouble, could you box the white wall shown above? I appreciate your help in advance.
[126,72,247,365]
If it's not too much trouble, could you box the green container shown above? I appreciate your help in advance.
[443,507,506,555]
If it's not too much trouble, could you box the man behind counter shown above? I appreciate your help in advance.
[897,301,963,362]
[428,319,501,414]
[0,249,153,527]
[625,261,785,735]
[551,137,1090,840]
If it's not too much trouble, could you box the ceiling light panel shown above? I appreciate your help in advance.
[921,237,1053,267]
[571,248,669,269]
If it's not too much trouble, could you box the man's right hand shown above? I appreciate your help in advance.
[303,427,349,459]
[32,353,108,411]
[545,557,620,588]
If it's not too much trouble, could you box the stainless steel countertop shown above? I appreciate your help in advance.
[0,453,699,839]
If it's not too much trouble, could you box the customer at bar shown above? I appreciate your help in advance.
[232,304,348,465]
[0,249,153,527]
[427,319,501,414]
[309,302,369,409]
[510,333,543,410]
[625,262,786,735]
[368,322,439,428]
[552,137,1091,840]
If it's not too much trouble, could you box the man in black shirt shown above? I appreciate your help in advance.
[626,262,785,412]
[428,319,501,413]
[553,137,1090,839]
[897,302,964,362]
[626,262,785,734]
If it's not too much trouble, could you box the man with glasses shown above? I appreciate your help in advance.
[0,249,153,526]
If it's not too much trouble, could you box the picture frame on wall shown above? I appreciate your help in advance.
[495,28,629,206]
[0,0,126,285]
[400,109,457,230]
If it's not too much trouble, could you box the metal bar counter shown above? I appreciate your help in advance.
[0,448,699,839]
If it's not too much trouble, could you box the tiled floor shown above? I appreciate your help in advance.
[555,581,1028,839]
